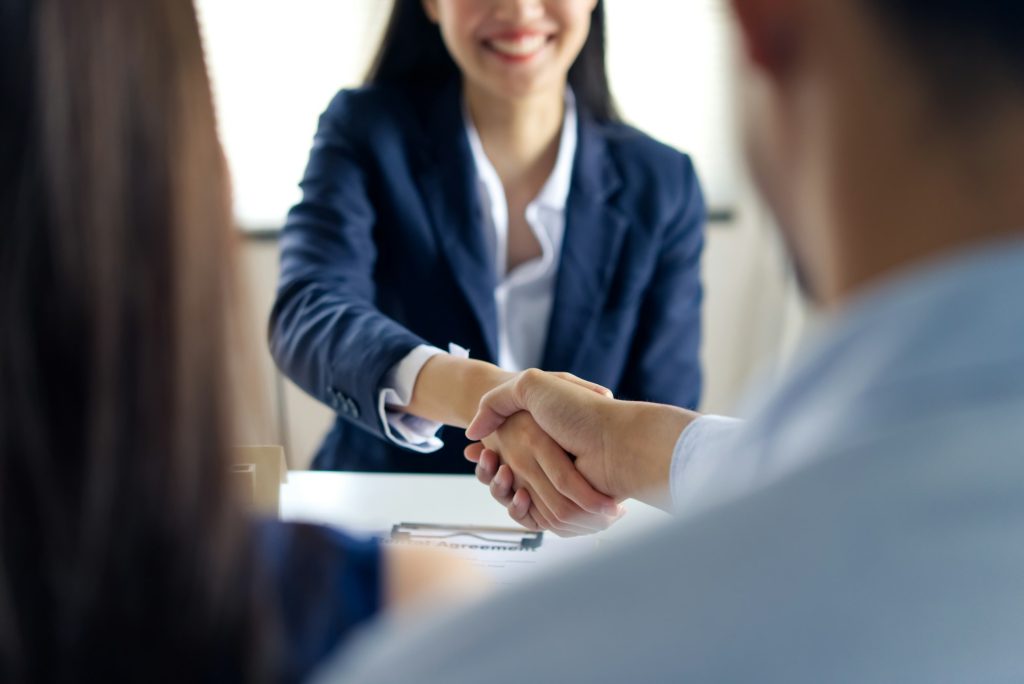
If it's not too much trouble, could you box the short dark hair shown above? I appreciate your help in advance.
[364,0,620,123]
[865,0,1024,100]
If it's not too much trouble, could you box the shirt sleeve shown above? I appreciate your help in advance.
[669,415,745,512]
[377,343,470,453]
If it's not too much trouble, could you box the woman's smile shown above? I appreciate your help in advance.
[482,30,555,63]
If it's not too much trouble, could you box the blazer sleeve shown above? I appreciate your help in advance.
[617,154,705,410]
[269,91,429,438]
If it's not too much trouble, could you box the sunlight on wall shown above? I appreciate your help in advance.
[196,0,740,230]
[605,0,740,211]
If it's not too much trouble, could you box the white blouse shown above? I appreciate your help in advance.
[376,90,578,452]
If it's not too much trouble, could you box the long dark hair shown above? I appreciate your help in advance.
[365,0,620,122]
[0,0,269,679]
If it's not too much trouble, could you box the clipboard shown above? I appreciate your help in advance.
[390,522,544,550]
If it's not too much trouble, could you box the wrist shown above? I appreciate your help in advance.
[410,355,512,428]
[609,401,699,508]
[453,360,513,428]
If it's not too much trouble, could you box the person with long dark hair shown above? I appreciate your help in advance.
[0,1,473,680]
[270,0,706,535]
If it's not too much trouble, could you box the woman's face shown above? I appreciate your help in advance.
[423,0,598,101]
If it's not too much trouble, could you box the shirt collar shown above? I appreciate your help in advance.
[740,236,1024,426]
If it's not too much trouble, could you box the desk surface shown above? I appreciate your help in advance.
[281,471,671,545]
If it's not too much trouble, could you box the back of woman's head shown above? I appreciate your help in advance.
[0,0,266,679]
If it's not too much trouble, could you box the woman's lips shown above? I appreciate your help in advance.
[483,32,553,62]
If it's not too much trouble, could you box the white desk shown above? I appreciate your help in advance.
[281,471,671,546]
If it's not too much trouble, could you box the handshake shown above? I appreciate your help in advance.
[461,369,699,536]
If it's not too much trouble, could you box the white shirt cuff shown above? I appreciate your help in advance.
[669,414,744,512]
[377,343,470,453]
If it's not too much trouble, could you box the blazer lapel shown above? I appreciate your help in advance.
[542,113,629,372]
[414,80,500,361]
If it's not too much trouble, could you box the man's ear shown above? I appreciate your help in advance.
[730,0,803,77]
[422,0,440,24]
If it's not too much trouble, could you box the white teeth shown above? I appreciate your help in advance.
[488,35,547,57]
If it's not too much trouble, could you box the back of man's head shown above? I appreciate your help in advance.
[732,0,1024,305]
[865,0,1024,105]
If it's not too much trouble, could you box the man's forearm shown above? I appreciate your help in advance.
[606,401,700,510]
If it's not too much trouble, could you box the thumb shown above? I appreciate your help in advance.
[465,381,522,441]
[465,371,545,441]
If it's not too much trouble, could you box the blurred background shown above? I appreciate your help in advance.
[196,0,810,467]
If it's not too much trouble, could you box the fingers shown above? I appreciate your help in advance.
[475,411,617,535]
[489,463,515,506]
[508,485,531,520]
[507,487,618,538]
[463,442,485,464]
[465,378,526,441]
[467,446,543,530]
[516,487,585,537]
[494,459,615,536]
[532,436,620,517]
[519,473,611,536]
[476,455,545,533]
[500,437,611,536]
[508,488,542,531]
[495,454,589,536]
[473,448,500,486]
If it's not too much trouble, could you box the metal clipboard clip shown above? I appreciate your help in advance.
[390,522,544,550]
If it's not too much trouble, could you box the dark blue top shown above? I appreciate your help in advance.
[258,522,381,682]
[269,79,706,474]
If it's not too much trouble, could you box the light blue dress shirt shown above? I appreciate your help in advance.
[323,238,1024,683]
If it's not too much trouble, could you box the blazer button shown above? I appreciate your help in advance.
[346,398,360,419]
[328,388,344,412]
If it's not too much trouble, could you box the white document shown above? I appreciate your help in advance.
[384,522,599,586]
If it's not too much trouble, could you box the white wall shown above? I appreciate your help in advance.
[196,0,743,228]
[196,0,392,229]
[605,0,742,211]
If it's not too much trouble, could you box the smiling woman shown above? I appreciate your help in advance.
[194,0,738,228]
[267,0,707,535]
[363,0,616,122]
[421,0,607,107]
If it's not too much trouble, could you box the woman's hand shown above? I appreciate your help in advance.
[465,412,622,536]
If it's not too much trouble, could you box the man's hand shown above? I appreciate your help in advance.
[467,370,700,517]
[467,370,625,493]
[465,412,622,536]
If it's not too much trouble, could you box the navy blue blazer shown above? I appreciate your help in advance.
[269,80,705,474]
[257,521,380,682]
